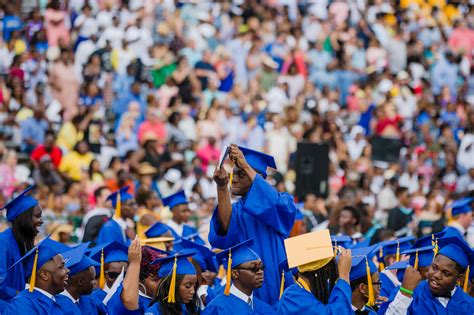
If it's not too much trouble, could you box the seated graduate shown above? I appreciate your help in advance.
[349,247,380,315]
[143,221,175,252]
[382,236,474,314]
[106,237,165,315]
[146,251,199,315]
[444,197,473,243]
[0,186,43,303]
[96,186,137,245]
[138,245,168,304]
[209,145,297,305]
[4,238,69,314]
[175,238,219,309]
[377,236,414,299]
[203,239,274,314]
[163,190,200,240]
[56,244,100,314]
[277,230,353,315]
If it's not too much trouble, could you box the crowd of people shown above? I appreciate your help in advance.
[0,0,474,314]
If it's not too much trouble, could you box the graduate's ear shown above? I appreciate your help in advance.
[231,269,239,280]
[38,268,50,282]
[358,282,367,295]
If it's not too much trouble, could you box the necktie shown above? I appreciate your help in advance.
[247,297,253,310]
[354,310,369,315]
[434,292,451,299]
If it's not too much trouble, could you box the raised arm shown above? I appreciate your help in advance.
[213,166,232,234]
[121,238,141,310]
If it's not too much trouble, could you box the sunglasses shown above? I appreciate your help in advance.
[105,271,126,279]
[235,264,265,273]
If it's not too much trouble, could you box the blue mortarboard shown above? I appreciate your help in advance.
[2,186,39,222]
[106,186,133,208]
[351,244,379,261]
[449,197,474,217]
[90,241,129,264]
[351,239,371,249]
[238,146,276,178]
[378,236,415,262]
[437,236,474,270]
[331,235,353,249]
[144,221,170,238]
[386,260,409,283]
[176,239,217,273]
[402,245,435,268]
[64,243,100,276]
[350,255,377,281]
[215,239,261,269]
[162,190,188,210]
[413,228,461,249]
[181,233,206,246]
[153,251,197,277]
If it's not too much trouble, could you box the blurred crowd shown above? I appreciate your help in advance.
[0,0,473,244]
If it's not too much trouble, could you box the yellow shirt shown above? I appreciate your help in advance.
[59,151,94,181]
[56,122,84,152]
[137,207,162,238]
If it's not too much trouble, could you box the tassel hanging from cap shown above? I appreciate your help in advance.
[378,247,385,272]
[28,249,39,293]
[395,242,400,262]
[279,271,285,299]
[224,249,232,296]
[433,238,439,256]
[114,191,121,219]
[413,250,419,270]
[366,258,375,307]
[167,256,178,303]
[99,249,105,289]
[217,264,225,280]
[333,240,338,257]
[463,265,470,293]
[229,162,234,189]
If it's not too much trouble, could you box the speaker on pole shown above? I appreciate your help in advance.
[295,142,329,200]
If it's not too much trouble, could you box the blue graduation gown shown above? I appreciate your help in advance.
[96,219,130,245]
[0,228,25,301]
[379,271,397,299]
[106,284,152,315]
[4,289,64,314]
[168,224,198,240]
[89,288,108,314]
[144,303,190,315]
[378,280,474,314]
[203,292,275,314]
[277,279,353,315]
[55,294,81,315]
[208,176,296,305]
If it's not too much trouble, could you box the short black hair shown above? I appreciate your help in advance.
[94,186,109,200]
[395,186,409,197]
[341,206,361,225]
[350,275,368,291]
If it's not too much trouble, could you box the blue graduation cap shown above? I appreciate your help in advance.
[385,260,409,271]
[144,221,170,238]
[238,146,277,178]
[350,255,378,282]
[63,243,99,277]
[2,186,39,222]
[181,233,206,246]
[331,235,353,249]
[402,245,435,269]
[89,241,129,289]
[177,238,217,273]
[437,236,474,271]
[351,239,371,249]
[351,244,379,261]
[162,190,188,210]
[377,236,415,263]
[106,186,133,209]
[449,197,473,217]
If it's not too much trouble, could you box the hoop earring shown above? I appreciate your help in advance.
[139,283,147,296]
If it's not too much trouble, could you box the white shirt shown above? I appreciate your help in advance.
[386,287,457,314]
[35,287,56,301]
[230,284,253,309]
[167,220,184,237]
[381,269,401,287]
[61,289,79,304]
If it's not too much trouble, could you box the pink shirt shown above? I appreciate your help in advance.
[138,121,167,144]
[196,144,221,171]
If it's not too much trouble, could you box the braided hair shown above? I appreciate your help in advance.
[300,259,339,304]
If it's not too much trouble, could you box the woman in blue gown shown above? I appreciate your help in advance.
[0,186,43,304]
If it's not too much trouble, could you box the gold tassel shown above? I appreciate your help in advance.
[224,250,232,296]
[414,250,419,270]
[366,258,375,307]
[433,239,439,256]
[279,271,285,299]
[99,249,105,289]
[463,265,470,293]
[167,257,178,303]
[114,191,121,219]
[333,241,338,257]
[29,249,39,292]
[217,264,225,280]
[431,234,435,246]
[378,247,385,272]
[395,242,400,262]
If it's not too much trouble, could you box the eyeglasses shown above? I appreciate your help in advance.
[235,264,265,273]
[105,271,126,279]
[371,281,382,288]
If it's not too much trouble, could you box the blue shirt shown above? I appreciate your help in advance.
[431,57,459,97]
[20,117,48,147]
[3,15,23,41]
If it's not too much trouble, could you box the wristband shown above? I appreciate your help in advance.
[400,287,414,295]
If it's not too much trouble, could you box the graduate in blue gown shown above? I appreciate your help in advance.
[89,241,130,314]
[4,237,69,314]
[209,145,296,305]
[349,248,379,315]
[203,239,274,314]
[0,186,43,303]
[163,190,200,239]
[143,221,176,252]
[145,251,200,314]
[277,230,353,315]
[377,236,414,299]
[57,244,101,315]
[96,186,136,245]
[380,236,474,314]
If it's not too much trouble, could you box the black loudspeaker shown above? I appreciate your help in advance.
[370,136,402,162]
[295,142,329,200]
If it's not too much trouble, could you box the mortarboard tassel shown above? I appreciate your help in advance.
[217,264,225,280]
[333,241,338,257]
[167,256,178,303]
[463,265,470,293]
[279,270,285,299]
[378,247,385,272]
[395,241,400,262]
[99,248,105,289]
[366,257,375,307]
[29,249,39,292]
[413,250,419,270]
[433,239,439,256]
[431,234,435,246]
[224,249,232,296]
[114,191,121,219]
[229,162,234,189]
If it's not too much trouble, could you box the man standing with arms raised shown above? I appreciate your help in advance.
[209,144,296,305]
